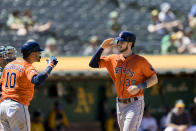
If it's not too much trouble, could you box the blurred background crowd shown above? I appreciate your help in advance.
[0,0,196,56]
[1,0,196,131]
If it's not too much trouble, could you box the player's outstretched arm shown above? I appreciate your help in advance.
[45,56,58,75]
[32,56,58,86]
[89,47,104,68]
[89,38,114,68]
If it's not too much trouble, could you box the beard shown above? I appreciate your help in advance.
[119,45,128,53]
[35,55,41,62]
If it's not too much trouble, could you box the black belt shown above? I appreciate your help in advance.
[118,97,138,104]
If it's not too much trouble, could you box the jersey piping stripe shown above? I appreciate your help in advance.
[22,105,29,131]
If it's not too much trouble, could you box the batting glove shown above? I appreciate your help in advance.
[45,56,58,75]
[48,56,58,68]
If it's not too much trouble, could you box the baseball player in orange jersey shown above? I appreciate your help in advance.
[0,45,17,131]
[0,46,17,97]
[0,41,58,131]
[89,31,158,131]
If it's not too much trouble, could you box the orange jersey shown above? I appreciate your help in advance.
[99,53,156,98]
[0,60,38,106]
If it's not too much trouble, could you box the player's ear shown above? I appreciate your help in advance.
[128,42,132,47]
[30,52,36,57]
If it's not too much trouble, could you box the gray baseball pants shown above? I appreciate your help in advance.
[116,96,145,131]
[0,99,30,131]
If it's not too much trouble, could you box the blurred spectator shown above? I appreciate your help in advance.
[161,34,173,54]
[6,9,52,36]
[31,110,45,131]
[107,11,121,36]
[7,10,27,35]
[43,36,59,57]
[161,30,184,54]
[22,9,35,30]
[105,108,119,131]
[168,31,184,54]
[148,9,182,35]
[188,4,196,29]
[164,99,196,131]
[47,101,69,131]
[178,27,196,54]
[83,35,99,56]
[22,9,52,33]
[147,9,165,35]
[167,39,178,54]
[159,3,176,23]
[139,106,158,131]
[160,106,172,131]
[188,4,196,39]
[158,3,182,34]
[189,97,196,126]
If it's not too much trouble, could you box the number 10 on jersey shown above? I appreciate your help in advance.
[5,72,16,88]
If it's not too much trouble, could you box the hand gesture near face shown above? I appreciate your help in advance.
[101,38,115,49]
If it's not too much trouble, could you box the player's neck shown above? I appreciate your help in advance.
[23,58,34,64]
[123,50,133,58]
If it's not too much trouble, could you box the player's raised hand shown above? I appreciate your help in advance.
[48,56,58,68]
[101,38,115,49]
[127,85,140,95]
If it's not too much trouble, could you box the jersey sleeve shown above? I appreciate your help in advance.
[25,65,38,82]
[141,58,156,78]
[99,56,109,68]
